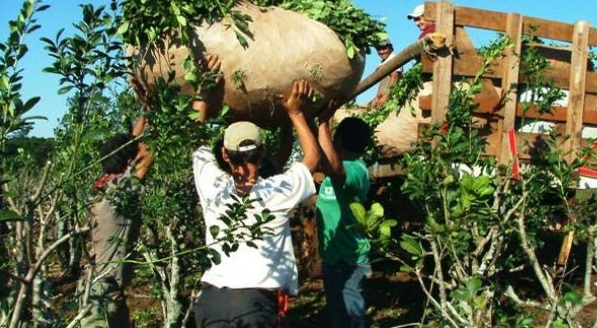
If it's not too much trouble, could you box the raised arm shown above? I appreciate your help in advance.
[372,70,400,108]
[131,114,147,137]
[317,100,345,184]
[281,80,320,173]
[129,114,154,180]
[191,54,222,124]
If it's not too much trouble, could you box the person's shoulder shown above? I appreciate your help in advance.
[193,145,215,162]
[267,162,314,185]
[277,161,309,176]
[344,159,369,174]
[193,145,211,154]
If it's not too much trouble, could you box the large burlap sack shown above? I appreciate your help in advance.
[334,82,433,158]
[129,2,365,127]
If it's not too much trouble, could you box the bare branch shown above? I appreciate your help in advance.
[30,161,52,205]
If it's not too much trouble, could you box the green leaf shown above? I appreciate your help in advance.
[346,45,355,59]
[209,225,220,238]
[369,202,384,219]
[117,21,130,35]
[209,248,221,264]
[379,219,397,229]
[22,115,47,122]
[560,290,582,305]
[0,210,23,222]
[176,15,187,27]
[349,202,367,224]
[57,85,74,95]
[22,96,40,112]
[399,235,422,257]
[426,216,445,233]
[188,111,201,121]
[400,265,414,273]
[184,71,198,84]
[467,276,482,294]
[0,76,9,90]
[379,221,396,238]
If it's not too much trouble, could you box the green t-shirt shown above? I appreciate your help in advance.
[316,159,371,265]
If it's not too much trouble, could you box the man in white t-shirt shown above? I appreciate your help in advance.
[370,40,401,108]
[191,55,321,327]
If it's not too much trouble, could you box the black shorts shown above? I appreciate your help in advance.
[194,284,279,328]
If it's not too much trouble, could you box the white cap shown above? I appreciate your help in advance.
[407,4,425,20]
[223,121,262,152]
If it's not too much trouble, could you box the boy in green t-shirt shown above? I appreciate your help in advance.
[316,102,372,328]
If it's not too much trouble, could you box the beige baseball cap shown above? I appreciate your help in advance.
[223,121,262,152]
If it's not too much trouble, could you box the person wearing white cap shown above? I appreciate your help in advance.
[407,4,436,40]
[191,54,320,327]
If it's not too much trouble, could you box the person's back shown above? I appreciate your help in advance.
[80,116,152,328]
[89,163,142,288]
[316,156,370,265]
[316,112,373,328]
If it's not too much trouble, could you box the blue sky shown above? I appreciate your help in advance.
[1,0,595,137]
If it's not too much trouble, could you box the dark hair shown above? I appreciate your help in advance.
[335,117,371,155]
[375,43,393,51]
[99,134,138,174]
[225,145,263,165]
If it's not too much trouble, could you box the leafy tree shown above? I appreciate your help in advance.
[394,33,597,327]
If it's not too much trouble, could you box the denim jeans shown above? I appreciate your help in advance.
[322,261,372,328]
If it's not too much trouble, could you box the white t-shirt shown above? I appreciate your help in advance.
[192,146,315,295]
[377,53,403,72]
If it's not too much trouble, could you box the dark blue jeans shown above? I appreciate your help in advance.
[322,261,372,328]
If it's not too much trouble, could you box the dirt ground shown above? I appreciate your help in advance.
[286,269,425,328]
[53,255,596,327]
[51,213,597,327]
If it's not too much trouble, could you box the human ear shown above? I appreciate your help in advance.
[221,147,230,163]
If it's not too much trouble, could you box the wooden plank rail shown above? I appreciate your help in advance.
[431,2,454,123]
[421,52,597,94]
[419,96,597,125]
[419,1,597,147]
[565,21,590,164]
[425,3,597,45]
[417,2,597,267]
[498,12,523,165]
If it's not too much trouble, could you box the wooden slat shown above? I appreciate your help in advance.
[425,2,597,46]
[414,126,597,162]
[419,96,597,125]
[425,3,508,32]
[431,1,455,123]
[416,1,597,167]
[424,52,597,94]
[590,27,597,47]
[454,6,508,32]
[498,13,523,165]
[541,63,597,94]
[515,132,563,161]
[565,21,589,164]
[560,25,586,263]
[523,17,575,43]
